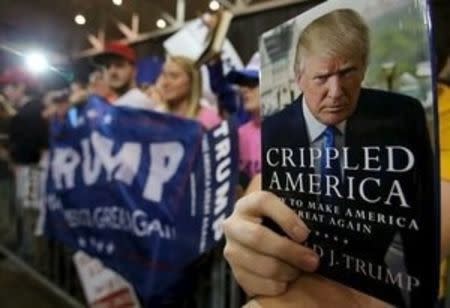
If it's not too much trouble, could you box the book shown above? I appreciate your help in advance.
[260,0,440,307]
[163,10,233,65]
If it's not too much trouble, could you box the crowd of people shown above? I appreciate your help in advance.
[0,40,263,183]
[0,22,263,305]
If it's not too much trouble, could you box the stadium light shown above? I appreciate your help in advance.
[209,0,220,11]
[156,18,167,29]
[25,52,50,74]
[75,14,86,25]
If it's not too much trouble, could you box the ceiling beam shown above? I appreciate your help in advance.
[176,0,186,24]
[87,29,105,51]
[235,0,252,8]
[230,0,309,16]
[216,0,233,9]
[74,0,309,59]
[116,13,139,40]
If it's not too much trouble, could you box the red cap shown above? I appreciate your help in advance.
[95,42,136,64]
[0,67,37,87]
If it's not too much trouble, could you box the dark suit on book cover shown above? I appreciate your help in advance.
[262,88,438,307]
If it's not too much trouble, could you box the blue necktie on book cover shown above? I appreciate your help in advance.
[320,126,342,200]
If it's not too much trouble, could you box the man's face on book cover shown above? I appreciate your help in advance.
[297,53,365,126]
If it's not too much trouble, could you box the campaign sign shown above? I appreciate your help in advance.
[44,96,238,306]
[73,251,140,308]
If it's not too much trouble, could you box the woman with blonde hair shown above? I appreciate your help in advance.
[160,55,221,129]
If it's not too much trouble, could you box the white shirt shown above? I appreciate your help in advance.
[302,97,346,174]
[114,88,156,111]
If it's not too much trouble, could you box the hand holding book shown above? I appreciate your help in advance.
[223,190,319,296]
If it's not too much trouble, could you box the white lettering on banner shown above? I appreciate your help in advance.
[216,157,231,183]
[50,132,184,203]
[143,142,184,203]
[91,132,141,184]
[215,138,231,161]
[52,148,81,189]
[200,136,212,253]
[214,181,229,216]
[211,121,233,242]
[202,136,212,216]
[60,206,176,239]
[212,213,226,241]
[81,139,102,185]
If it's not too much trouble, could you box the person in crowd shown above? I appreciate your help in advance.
[203,11,251,125]
[223,8,444,308]
[0,68,48,165]
[88,69,115,101]
[226,53,262,186]
[0,94,15,163]
[43,42,150,120]
[94,42,155,111]
[0,67,48,259]
[159,55,221,129]
[42,80,88,120]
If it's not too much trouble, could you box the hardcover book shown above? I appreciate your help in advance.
[260,0,440,306]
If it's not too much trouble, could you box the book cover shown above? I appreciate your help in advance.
[260,0,440,307]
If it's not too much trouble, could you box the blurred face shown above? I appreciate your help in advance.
[2,83,26,107]
[89,71,113,99]
[297,53,365,126]
[239,85,260,115]
[160,59,191,105]
[104,57,135,94]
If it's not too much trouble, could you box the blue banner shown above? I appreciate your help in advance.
[44,96,238,305]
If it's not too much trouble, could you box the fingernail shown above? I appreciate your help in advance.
[303,253,320,271]
[292,224,310,243]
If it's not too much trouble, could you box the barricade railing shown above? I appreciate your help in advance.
[0,163,246,308]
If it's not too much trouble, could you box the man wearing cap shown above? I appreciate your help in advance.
[94,42,155,110]
[206,52,261,189]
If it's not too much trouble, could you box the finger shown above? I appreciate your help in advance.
[232,266,288,297]
[224,219,319,272]
[224,241,300,282]
[235,191,310,243]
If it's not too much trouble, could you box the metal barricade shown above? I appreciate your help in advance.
[0,163,85,307]
[0,162,246,308]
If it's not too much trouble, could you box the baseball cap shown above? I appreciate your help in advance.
[93,42,136,65]
[0,67,37,87]
[226,52,260,86]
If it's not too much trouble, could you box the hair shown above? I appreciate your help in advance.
[294,9,370,77]
[166,55,202,119]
